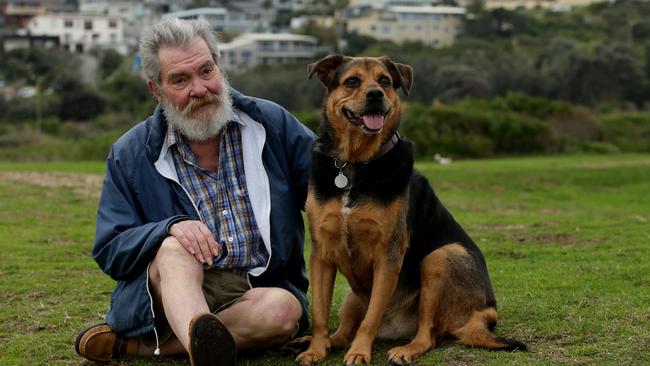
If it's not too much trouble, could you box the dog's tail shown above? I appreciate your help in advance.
[452,308,527,352]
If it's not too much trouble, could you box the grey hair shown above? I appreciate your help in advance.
[139,17,221,86]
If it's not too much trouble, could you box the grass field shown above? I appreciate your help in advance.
[1,154,649,365]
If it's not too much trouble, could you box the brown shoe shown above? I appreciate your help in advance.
[189,313,237,366]
[75,323,140,362]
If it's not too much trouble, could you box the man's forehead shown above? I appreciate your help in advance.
[158,38,214,75]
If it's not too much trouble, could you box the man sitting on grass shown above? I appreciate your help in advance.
[75,18,315,366]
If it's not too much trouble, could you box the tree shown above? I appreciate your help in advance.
[103,71,156,118]
[432,65,492,103]
[53,74,106,121]
[99,49,124,78]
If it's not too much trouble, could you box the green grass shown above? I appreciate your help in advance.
[1,154,649,365]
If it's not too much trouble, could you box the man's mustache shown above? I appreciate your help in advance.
[183,93,221,115]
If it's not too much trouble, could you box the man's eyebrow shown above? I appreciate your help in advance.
[200,60,217,69]
[167,71,188,80]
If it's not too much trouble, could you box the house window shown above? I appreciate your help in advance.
[84,20,93,30]
[109,20,117,28]
[241,51,251,65]
[64,33,71,41]
[92,33,100,40]
[64,19,73,28]
[258,40,273,51]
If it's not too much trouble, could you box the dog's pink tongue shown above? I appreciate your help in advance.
[362,114,384,130]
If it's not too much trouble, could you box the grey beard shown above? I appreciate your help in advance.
[162,88,233,142]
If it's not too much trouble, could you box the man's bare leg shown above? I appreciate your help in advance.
[148,236,210,351]
[148,237,303,353]
[217,287,302,350]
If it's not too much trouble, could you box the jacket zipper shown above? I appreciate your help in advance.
[145,262,161,356]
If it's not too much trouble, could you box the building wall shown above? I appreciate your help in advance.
[482,0,609,10]
[346,7,464,47]
[27,13,127,54]
[219,34,318,73]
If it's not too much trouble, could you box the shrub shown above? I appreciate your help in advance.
[599,112,650,152]
[400,100,558,159]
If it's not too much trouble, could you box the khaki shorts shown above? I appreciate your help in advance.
[141,268,250,348]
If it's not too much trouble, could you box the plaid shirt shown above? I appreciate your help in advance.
[167,116,268,272]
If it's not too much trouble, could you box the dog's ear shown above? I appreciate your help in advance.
[308,54,348,88]
[380,57,414,96]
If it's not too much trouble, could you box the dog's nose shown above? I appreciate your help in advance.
[366,88,384,102]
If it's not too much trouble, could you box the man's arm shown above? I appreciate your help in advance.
[92,148,189,281]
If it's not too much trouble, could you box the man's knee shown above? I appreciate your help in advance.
[256,288,302,335]
[151,237,201,281]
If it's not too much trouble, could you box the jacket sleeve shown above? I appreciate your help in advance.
[92,148,189,281]
[280,109,316,209]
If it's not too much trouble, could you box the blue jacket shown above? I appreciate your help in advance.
[93,90,315,340]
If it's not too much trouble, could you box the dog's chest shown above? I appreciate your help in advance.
[307,187,408,285]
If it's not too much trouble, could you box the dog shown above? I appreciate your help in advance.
[293,55,527,365]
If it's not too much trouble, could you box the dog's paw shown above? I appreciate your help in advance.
[387,347,416,365]
[344,349,372,365]
[387,342,430,365]
[295,347,327,366]
[282,335,312,355]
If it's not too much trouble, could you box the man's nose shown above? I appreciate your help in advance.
[189,78,208,97]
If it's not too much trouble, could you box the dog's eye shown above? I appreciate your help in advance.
[378,76,391,88]
[343,77,361,89]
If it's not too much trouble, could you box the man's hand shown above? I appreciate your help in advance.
[169,220,220,265]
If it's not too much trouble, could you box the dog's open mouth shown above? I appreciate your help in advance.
[343,108,388,132]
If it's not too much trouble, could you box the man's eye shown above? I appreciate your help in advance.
[379,76,391,87]
[344,77,360,88]
[201,67,215,77]
[170,78,188,88]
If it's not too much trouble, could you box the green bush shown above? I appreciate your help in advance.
[400,101,557,159]
[599,112,650,152]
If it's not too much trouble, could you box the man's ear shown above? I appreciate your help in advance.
[147,80,163,103]
[380,57,414,96]
[307,54,350,89]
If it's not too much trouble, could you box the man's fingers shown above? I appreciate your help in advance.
[172,228,196,255]
[198,224,220,257]
[169,220,220,265]
[186,230,207,264]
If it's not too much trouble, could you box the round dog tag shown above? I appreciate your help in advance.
[334,172,348,189]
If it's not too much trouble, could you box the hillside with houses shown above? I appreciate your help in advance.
[1,0,650,160]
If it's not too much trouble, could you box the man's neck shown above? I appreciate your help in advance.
[187,134,222,173]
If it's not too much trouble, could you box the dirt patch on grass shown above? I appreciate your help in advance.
[576,159,650,169]
[0,171,103,199]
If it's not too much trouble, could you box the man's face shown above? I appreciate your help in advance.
[148,37,232,141]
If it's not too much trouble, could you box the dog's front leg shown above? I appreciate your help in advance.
[296,254,337,366]
[344,258,402,365]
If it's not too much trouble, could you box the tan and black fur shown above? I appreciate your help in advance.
[294,55,526,366]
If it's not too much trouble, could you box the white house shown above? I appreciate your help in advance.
[25,13,127,54]
[78,0,190,53]
[218,33,319,72]
[164,7,271,34]
[345,4,466,47]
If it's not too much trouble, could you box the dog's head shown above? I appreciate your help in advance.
[308,55,413,137]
